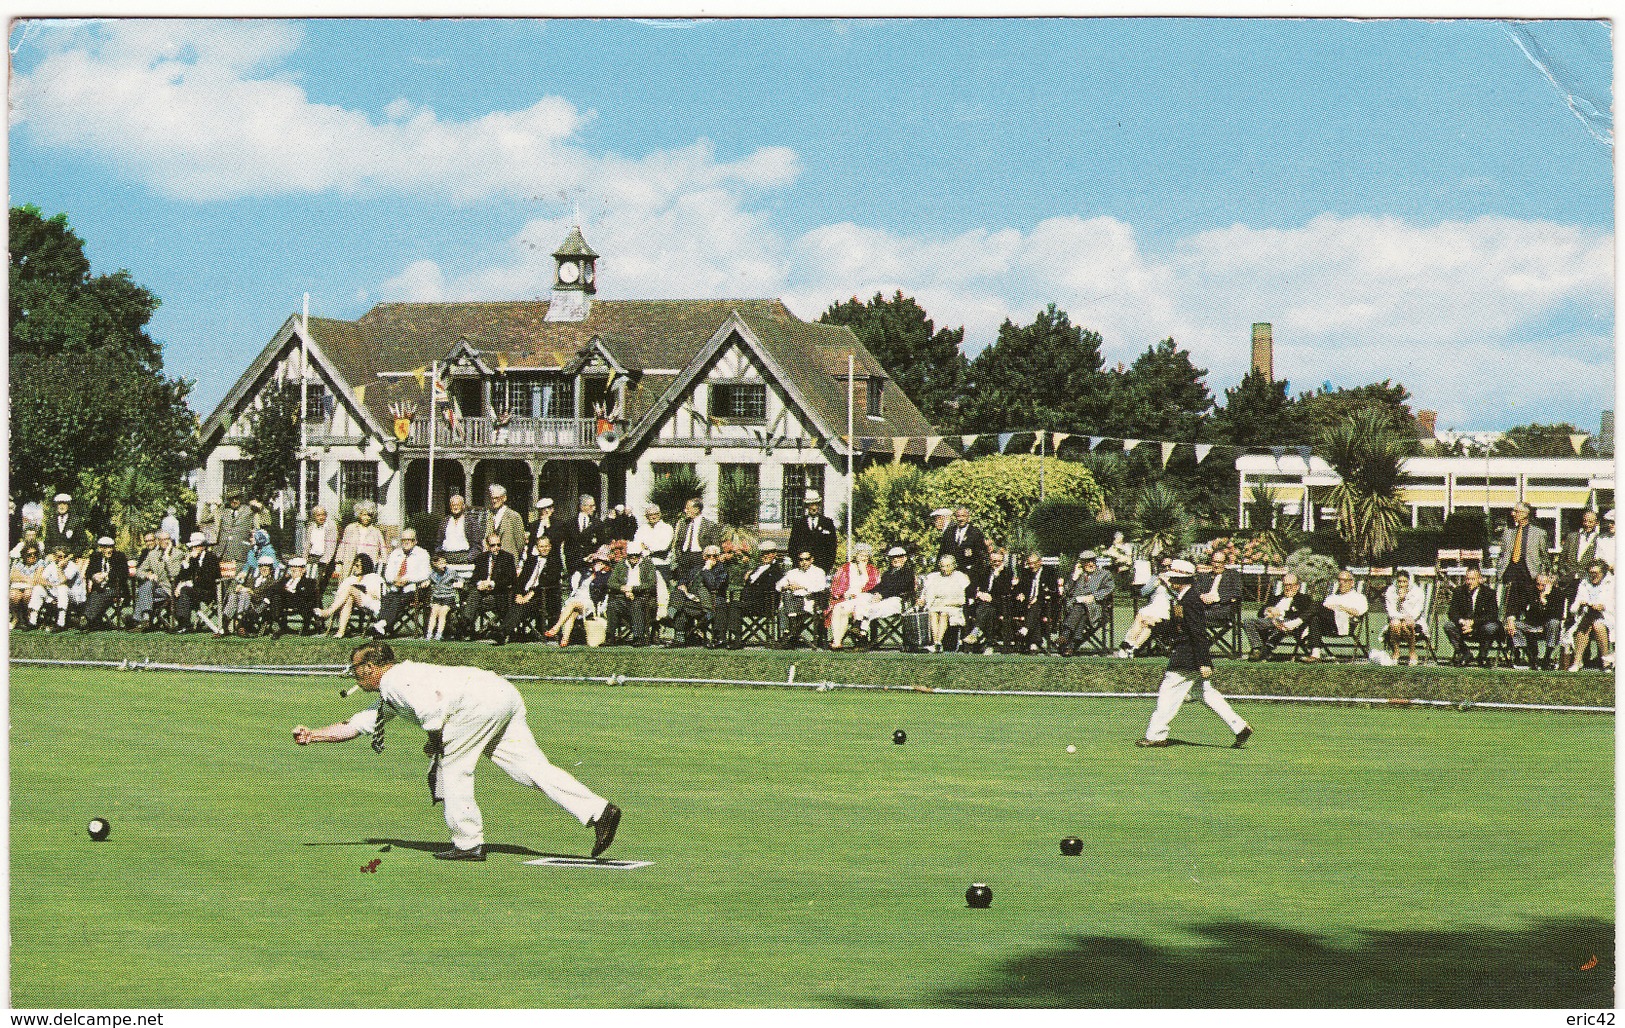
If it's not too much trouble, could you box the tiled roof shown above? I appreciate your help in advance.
[295,298,936,449]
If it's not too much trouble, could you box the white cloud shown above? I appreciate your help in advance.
[10,20,797,205]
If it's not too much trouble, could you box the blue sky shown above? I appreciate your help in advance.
[8,17,1614,433]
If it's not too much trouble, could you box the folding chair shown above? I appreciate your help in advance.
[778,590,829,649]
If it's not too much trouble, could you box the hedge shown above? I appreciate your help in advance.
[1027,503,1130,557]
[11,632,1611,708]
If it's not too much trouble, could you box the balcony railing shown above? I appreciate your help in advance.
[406,416,602,450]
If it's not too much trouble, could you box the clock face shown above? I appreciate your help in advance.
[559,261,581,284]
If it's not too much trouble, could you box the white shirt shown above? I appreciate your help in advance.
[1322,587,1369,635]
[777,565,828,595]
[1572,577,1614,629]
[383,545,432,587]
[346,661,518,738]
[634,520,675,563]
[440,515,470,554]
[921,570,970,612]
[1384,584,1426,625]
[306,521,334,561]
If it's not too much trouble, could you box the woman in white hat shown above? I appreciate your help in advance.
[920,553,970,652]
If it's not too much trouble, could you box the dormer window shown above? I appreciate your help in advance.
[866,376,884,419]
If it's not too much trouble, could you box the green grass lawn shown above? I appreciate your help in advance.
[9,662,1614,1008]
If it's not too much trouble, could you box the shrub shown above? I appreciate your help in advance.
[1287,547,1342,599]
[852,463,933,553]
[648,466,706,524]
[1133,482,1188,557]
[1388,528,1444,568]
[1442,509,1490,552]
[1028,503,1130,557]
[922,455,1104,551]
[717,466,759,529]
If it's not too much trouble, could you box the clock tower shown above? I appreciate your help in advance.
[545,224,599,323]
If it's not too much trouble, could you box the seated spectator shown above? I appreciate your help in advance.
[1567,561,1613,672]
[827,543,881,650]
[498,536,565,646]
[775,550,829,650]
[1242,572,1316,660]
[26,547,76,631]
[174,532,222,634]
[271,557,324,637]
[1382,570,1427,666]
[607,542,661,646]
[317,554,383,639]
[739,541,783,621]
[1015,551,1061,652]
[10,543,47,628]
[1059,550,1114,656]
[80,536,130,632]
[224,554,280,636]
[853,546,919,643]
[372,529,432,638]
[965,547,1019,653]
[244,529,281,577]
[460,533,516,640]
[668,545,727,647]
[130,530,183,631]
[9,523,42,560]
[1113,562,1175,658]
[424,551,462,641]
[920,553,970,653]
[1301,569,1369,661]
[546,548,613,647]
[1511,571,1566,670]
[1443,567,1502,666]
[1195,548,1243,625]
[710,541,747,650]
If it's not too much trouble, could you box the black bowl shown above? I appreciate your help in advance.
[1060,837,1084,856]
[87,817,111,842]
[965,883,992,908]
[892,730,907,745]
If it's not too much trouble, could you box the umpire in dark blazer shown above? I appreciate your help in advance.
[787,491,839,574]
[561,495,608,569]
[939,506,988,586]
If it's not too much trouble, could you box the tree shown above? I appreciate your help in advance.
[1319,408,1413,562]
[1214,369,1301,449]
[1296,380,1419,448]
[239,384,303,504]
[1492,422,1599,458]
[955,304,1113,434]
[10,205,195,536]
[819,291,968,427]
[1114,338,1214,440]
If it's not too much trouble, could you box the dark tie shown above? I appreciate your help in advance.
[371,720,386,754]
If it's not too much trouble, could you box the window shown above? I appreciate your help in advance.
[222,460,252,499]
[300,383,332,424]
[866,377,884,419]
[711,383,767,424]
[340,461,379,506]
[301,461,322,511]
[652,463,696,483]
[493,378,535,418]
[783,464,824,524]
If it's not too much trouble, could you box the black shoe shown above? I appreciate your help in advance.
[1135,738,1170,748]
[1233,726,1253,749]
[432,844,485,862]
[591,802,622,858]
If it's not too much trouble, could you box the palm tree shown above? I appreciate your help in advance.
[1319,408,1412,563]
[1133,482,1188,558]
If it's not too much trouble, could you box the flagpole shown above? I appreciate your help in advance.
[427,360,437,515]
[1039,430,1046,502]
[299,294,309,549]
[846,354,854,561]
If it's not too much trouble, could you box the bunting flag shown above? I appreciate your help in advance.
[1269,446,1285,458]
[997,432,1015,453]
[1160,441,1176,467]
[1123,439,1140,452]
[1295,446,1313,461]
[1052,432,1071,449]
[1194,443,1213,464]
[892,437,908,464]
[924,436,944,461]
[1030,432,1046,454]
[353,384,367,407]
[606,368,618,390]
[1570,433,1589,455]
[432,378,449,404]
[961,434,979,451]
[496,352,509,374]
[1087,436,1102,451]
[410,366,427,392]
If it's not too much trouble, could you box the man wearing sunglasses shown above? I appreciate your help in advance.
[292,641,623,862]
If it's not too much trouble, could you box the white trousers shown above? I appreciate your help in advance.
[1144,671,1247,742]
[438,691,609,850]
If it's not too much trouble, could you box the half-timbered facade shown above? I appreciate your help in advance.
[197,226,938,533]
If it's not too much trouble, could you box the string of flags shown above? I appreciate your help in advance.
[845,430,1317,467]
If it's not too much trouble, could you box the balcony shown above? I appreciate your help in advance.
[404,415,603,451]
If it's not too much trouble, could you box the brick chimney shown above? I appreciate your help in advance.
[1250,323,1273,380]
[1416,410,1437,439]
